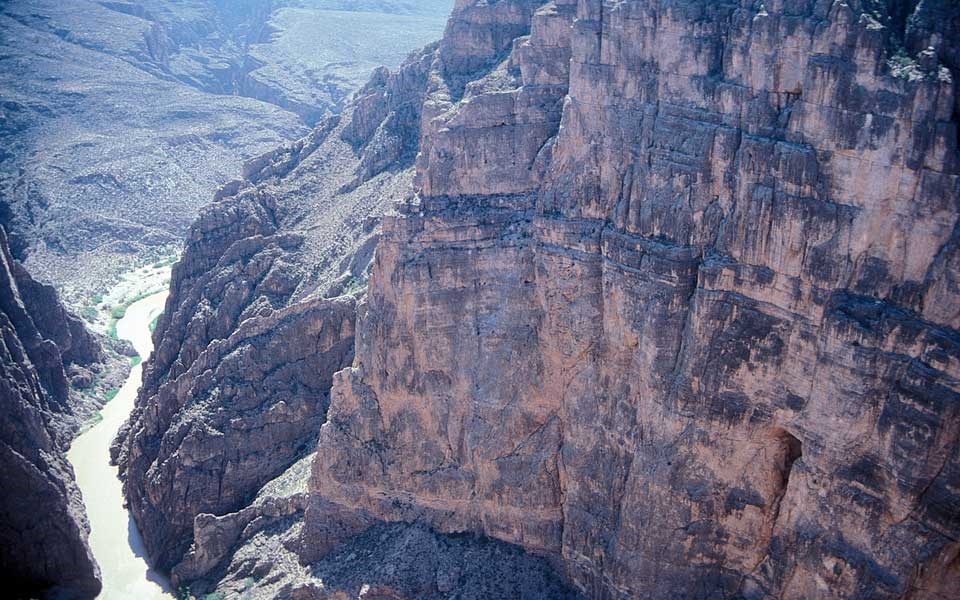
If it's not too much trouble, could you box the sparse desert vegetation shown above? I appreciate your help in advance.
[0,0,449,308]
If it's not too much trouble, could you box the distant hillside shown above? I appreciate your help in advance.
[0,0,451,307]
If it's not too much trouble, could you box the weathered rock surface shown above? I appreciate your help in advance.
[119,27,582,595]
[119,0,959,598]
[171,454,581,599]
[303,1,960,599]
[0,226,102,598]
[115,43,435,576]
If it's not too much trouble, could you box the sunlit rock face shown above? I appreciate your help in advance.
[115,19,583,592]
[0,226,102,598]
[113,40,440,575]
[305,1,960,598]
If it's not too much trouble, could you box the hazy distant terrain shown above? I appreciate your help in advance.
[0,0,450,307]
[244,4,450,120]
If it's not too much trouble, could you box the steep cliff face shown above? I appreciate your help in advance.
[305,1,960,598]
[0,226,102,598]
[115,44,438,575]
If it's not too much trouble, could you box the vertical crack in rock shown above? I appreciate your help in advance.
[768,429,802,535]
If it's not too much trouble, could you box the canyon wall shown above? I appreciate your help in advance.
[121,0,959,597]
[303,0,960,598]
[0,226,102,598]
[117,32,583,596]
[114,43,438,575]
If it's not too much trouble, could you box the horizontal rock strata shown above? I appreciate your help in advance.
[304,1,960,598]
[121,1,960,598]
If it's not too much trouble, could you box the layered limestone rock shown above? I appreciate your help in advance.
[115,45,438,575]
[170,452,580,599]
[304,1,960,598]
[119,0,959,597]
[0,226,102,598]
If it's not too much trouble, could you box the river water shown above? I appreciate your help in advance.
[67,292,175,599]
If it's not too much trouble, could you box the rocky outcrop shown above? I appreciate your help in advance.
[118,288,357,570]
[115,45,434,576]
[0,226,102,598]
[119,26,582,596]
[169,454,582,599]
[303,1,960,599]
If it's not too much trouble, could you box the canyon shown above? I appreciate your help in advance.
[68,290,173,599]
[0,1,452,597]
[0,0,450,306]
[2,0,959,599]
[115,0,960,598]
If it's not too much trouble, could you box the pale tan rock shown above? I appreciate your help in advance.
[305,1,960,599]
